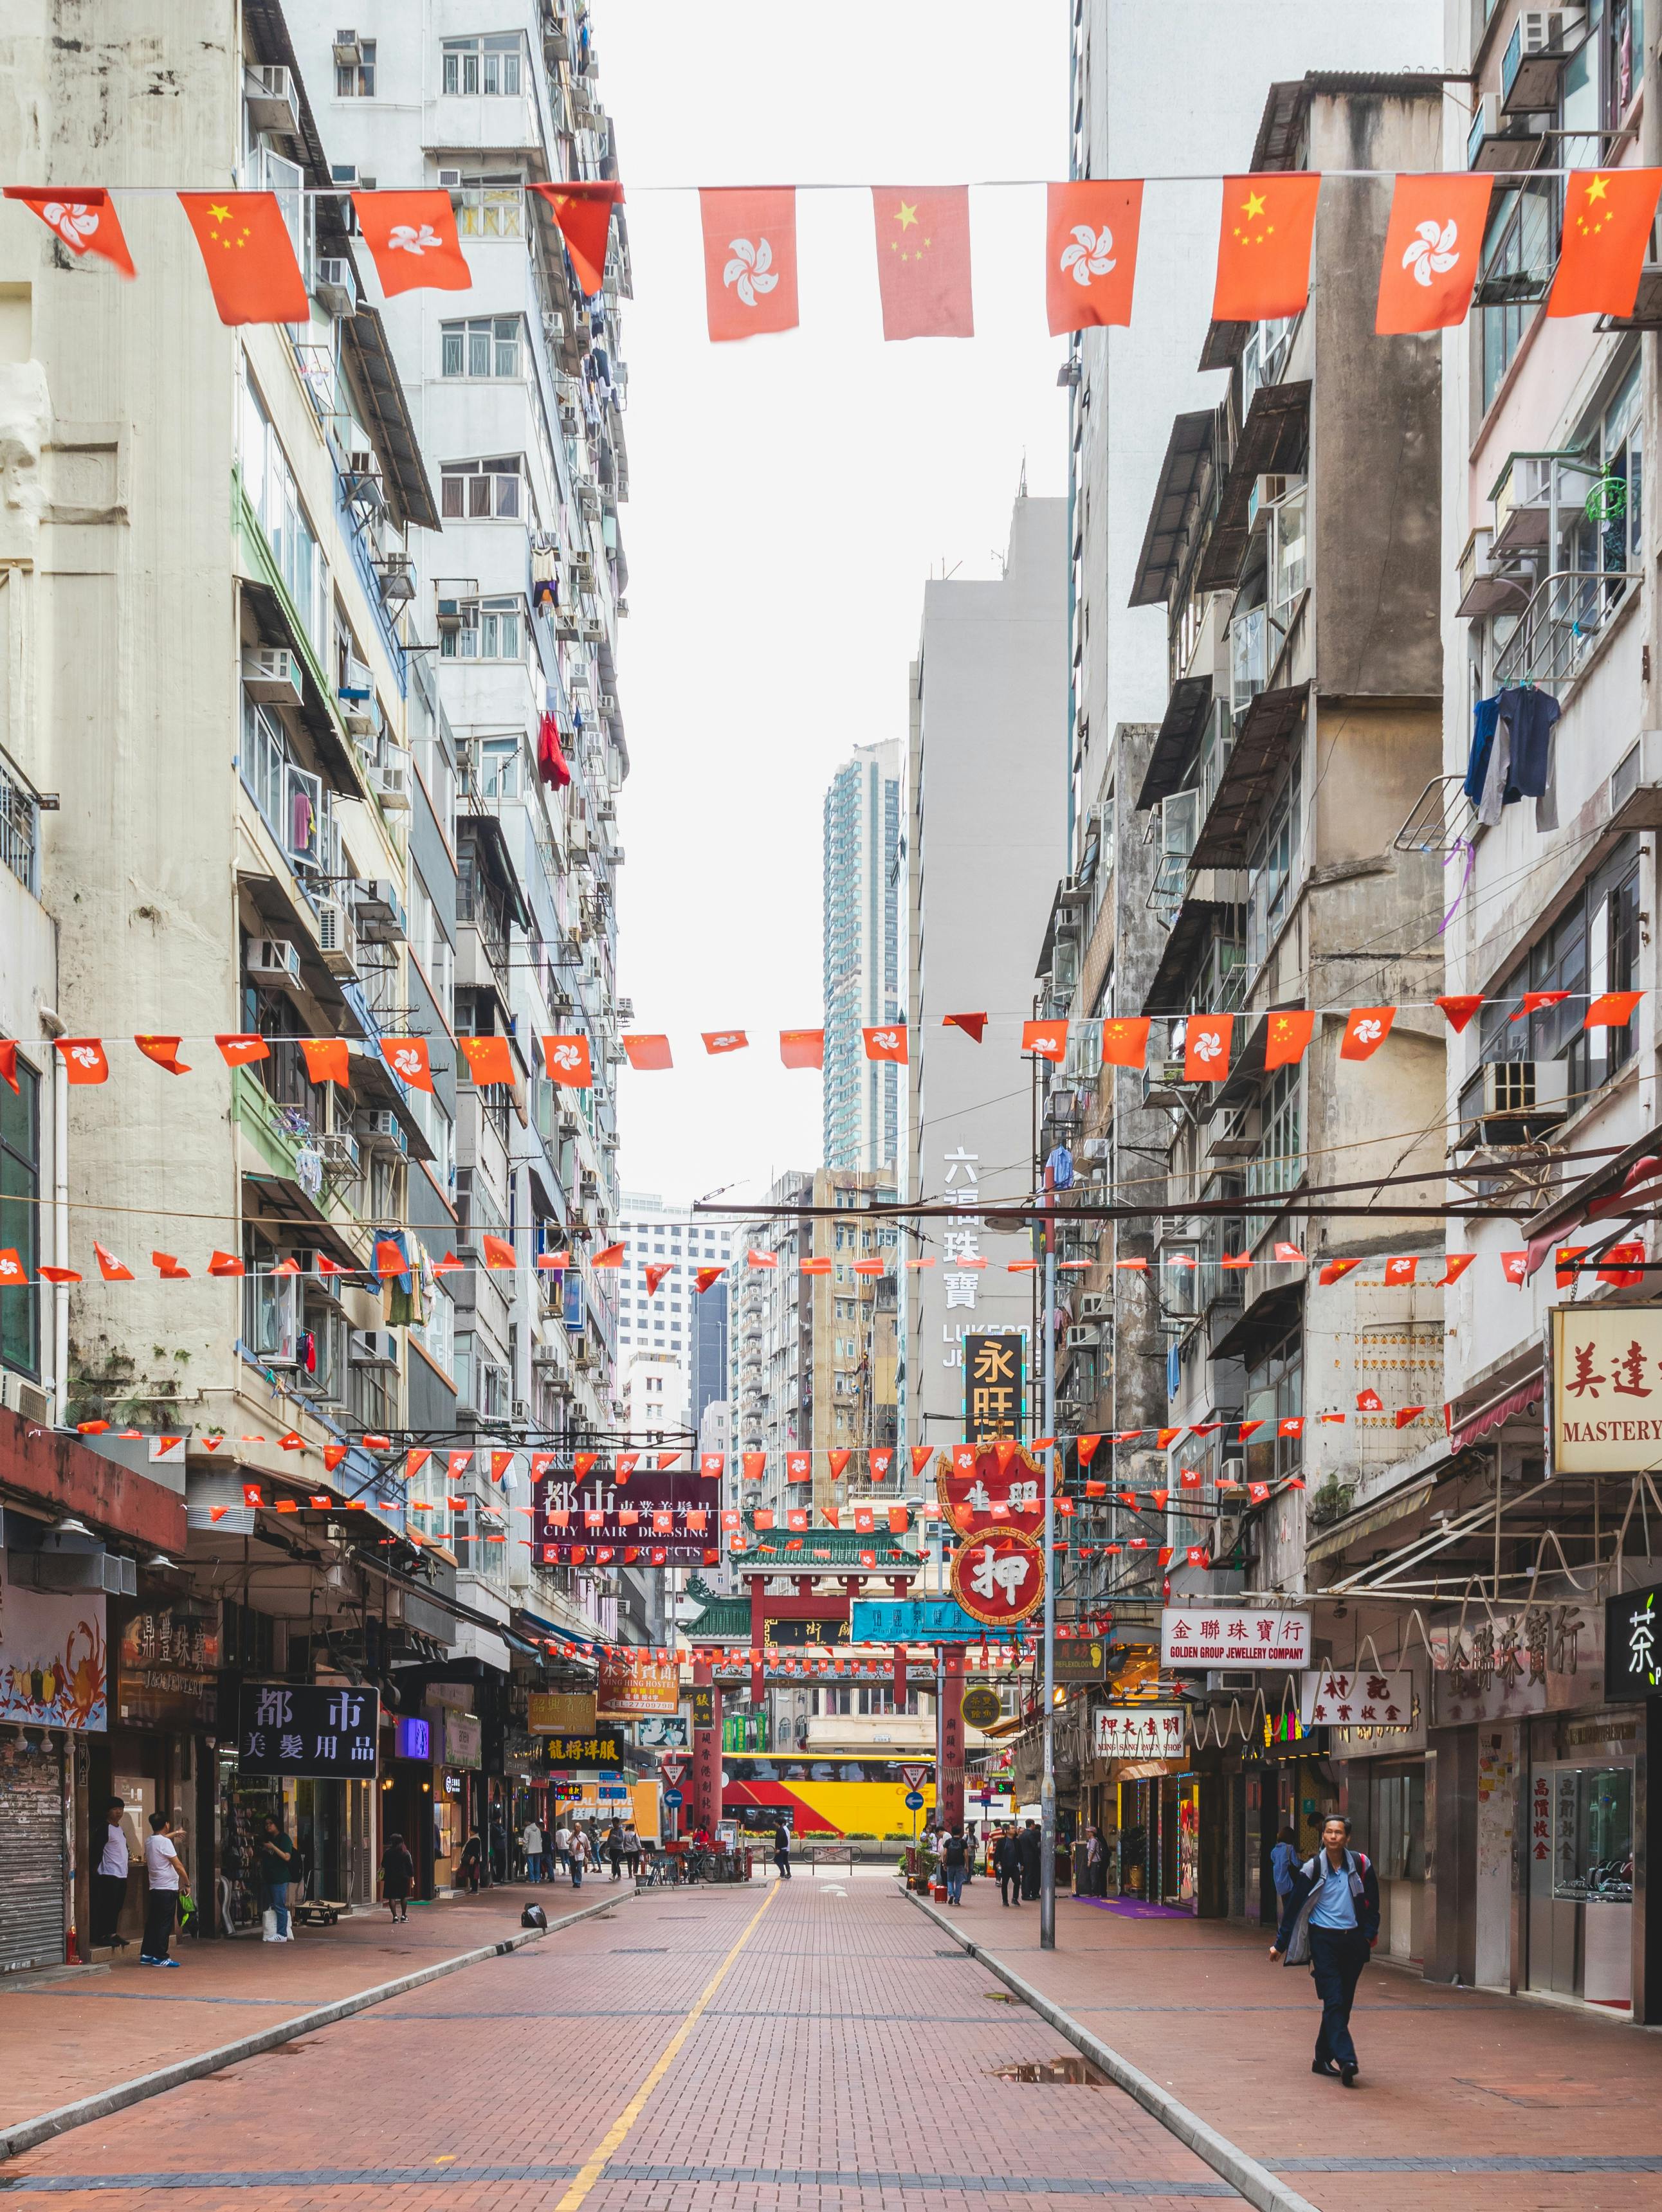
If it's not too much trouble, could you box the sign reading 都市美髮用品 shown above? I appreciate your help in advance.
[238,1682,379,1777]
[1552,1306,1662,1472]
[1161,1607,1310,1671]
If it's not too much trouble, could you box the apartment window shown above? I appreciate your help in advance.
[1479,837,1641,1109]
[442,33,523,95]
[440,596,524,660]
[441,316,522,379]
[1569,358,1644,576]
[454,174,524,240]
[1244,1323,1302,1487]
[0,1056,40,1377]
[237,365,329,656]
[1479,186,1553,415]
[406,866,455,1010]
[334,38,376,96]
[1245,756,1301,974]
[1248,1062,1304,1202]
[412,1285,455,1381]
[1606,0,1641,123]
[441,457,522,520]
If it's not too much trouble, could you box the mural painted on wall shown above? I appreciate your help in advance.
[0,1564,107,1730]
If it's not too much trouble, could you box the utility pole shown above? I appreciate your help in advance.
[1040,1231,1057,1950]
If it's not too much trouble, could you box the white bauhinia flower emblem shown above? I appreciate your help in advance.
[388,222,441,255]
[1402,217,1459,289]
[552,1042,583,1072]
[43,201,99,251]
[872,1029,900,1051]
[1190,1029,1223,1065]
[1032,1033,1057,1053]
[69,1045,101,1069]
[1352,1017,1384,1047]
[1059,223,1115,287]
[722,236,778,309]
[390,1046,423,1079]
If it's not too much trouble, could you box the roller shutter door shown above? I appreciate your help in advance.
[0,1736,65,1973]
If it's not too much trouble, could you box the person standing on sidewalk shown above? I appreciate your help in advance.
[940,1823,968,1907]
[606,1820,625,1881]
[140,1813,183,1967]
[259,1814,295,1943]
[522,1816,543,1883]
[380,1832,414,1923]
[773,1819,792,1880]
[93,1799,131,1948]
[623,1822,641,1881]
[1269,1814,1380,2087]
[1017,1818,1041,1902]
[994,1826,1022,1907]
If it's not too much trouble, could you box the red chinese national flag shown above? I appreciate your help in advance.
[300,1038,349,1088]
[353,191,470,295]
[529,181,625,297]
[5,188,135,276]
[1212,173,1321,323]
[1436,995,1483,1035]
[178,192,308,324]
[1183,1014,1231,1083]
[694,1265,724,1292]
[700,188,798,340]
[135,1035,191,1075]
[1549,170,1662,318]
[644,1264,672,1296]
[1046,179,1142,333]
[623,1034,672,1071]
[1100,1017,1150,1069]
[779,1029,824,1069]
[1375,174,1493,333]
[459,1033,515,1086]
[872,186,972,340]
[1264,1009,1313,1071]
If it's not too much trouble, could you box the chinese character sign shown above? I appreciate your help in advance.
[1298,1669,1413,1729]
[1093,1707,1186,1761]
[598,1652,681,1718]
[1553,1306,1662,1472]
[963,1332,1025,1440]
[237,1682,379,1777]
[936,1445,1046,1537]
[540,1728,628,1766]
[534,1463,720,1560]
[1605,1581,1662,1701]
[950,1527,1045,1626]
[1160,1608,1310,1669]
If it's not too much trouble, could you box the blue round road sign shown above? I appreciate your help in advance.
[662,1786,684,1809]
[904,1790,925,1811]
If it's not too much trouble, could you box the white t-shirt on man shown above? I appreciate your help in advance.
[144,1833,180,1890]
[98,1822,129,1879]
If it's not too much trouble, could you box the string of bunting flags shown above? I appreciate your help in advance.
[8,168,1662,334]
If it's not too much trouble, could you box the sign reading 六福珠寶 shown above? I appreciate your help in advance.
[1552,1306,1662,1473]
[1161,1607,1310,1670]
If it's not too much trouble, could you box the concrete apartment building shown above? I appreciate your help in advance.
[904,495,1068,1451]
[823,741,902,1175]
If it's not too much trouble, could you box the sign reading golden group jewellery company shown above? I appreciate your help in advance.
[1552,1305,1662,1472]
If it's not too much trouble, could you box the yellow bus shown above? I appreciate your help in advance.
[721,1753,935,1840]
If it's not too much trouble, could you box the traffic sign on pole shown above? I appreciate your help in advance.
[662,1786,684,1810]
[899,1763,930,1791]
[904,1790,925,1812]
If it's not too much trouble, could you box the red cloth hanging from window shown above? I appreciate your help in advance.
[538,709,571,790]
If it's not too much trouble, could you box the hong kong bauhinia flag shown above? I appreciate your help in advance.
[353,190,470,296]
[178,192,308,324]
[1212,172,1321,323]
[1549,168,1662,317]
[1046,180,1142,332]
[872,186,973,339]
[700,187,798,340]
[5,188,135,275]
[1375,173,1493,333]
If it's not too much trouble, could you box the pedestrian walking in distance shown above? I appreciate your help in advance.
[552,1819,572,1880]
[522,1816,543,1884]
[1270,1824,1298,1914]
[940,1822,968,1907]
[1270,1814,1380,2087]
[623,1822,641,1881]
[1017,1818,1041,1902]
[458,1827,484,1894]
[773,1818,792,1880]
[992,1824,1019,1906]
[93,1798,131,1948]
[380,1832,414,1923]
[258,1813,295,1943]
[141,1811,183,1967]
[607,1819,625,1882]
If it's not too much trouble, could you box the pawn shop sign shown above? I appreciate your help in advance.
[1299,1668,1412,1728]
[951,1525,1045,1627]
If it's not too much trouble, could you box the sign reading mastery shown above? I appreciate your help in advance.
[1605,1580,1662,1700]
[239,1682,379,1777]
[963,1333,1025,1440]
[1552,1305,1662,1472]
[1162,1608,1310,1670]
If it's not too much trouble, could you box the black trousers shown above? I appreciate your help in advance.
[143,1887,177,1959]
[1308,1926,1370,2070]
[1000,1869,1020,1905]
[1020,1863,1039,1900]
[91,1872,129,1945]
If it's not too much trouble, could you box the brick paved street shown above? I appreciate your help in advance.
[925,1876,1662,2212]
[0,1874,1244,2210]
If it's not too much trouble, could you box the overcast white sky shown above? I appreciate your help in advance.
[601,1,1071,1215]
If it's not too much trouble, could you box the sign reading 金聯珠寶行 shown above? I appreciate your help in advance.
[963,1332,1025,1440]
[1552,1305,1662,1472]
[238,1682,379,1777]
[1160,1607,1310,1671]
[1298,1669,1413,1729]
[1093,1707,1185,1761]
[1605,1580,1662,1700]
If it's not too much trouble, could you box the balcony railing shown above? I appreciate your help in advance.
[0,746,40,895]
[1493,567,1641,691]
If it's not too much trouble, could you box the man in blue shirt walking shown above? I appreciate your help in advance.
[1269,1814,1380,2086]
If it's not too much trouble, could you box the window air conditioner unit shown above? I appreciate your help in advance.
[1080,1292,1110,1321]
[320,1129,360,1178]
[1081,1136,1110,1162]
[314,896,357,977]
[333,29,363,64]
[436,597,464,633]
[242,647,302,705]
[370,759,410,811]
[245,65,302,138]
[0,1372,51,1424]
[344,453,383,507]
[1219,1458,1246,1490]
[248,937,302,983]
[1207,1669,1255,1692]
[542,310,565,341]
[1065,1326,1099,1352]
[598,693,618,715]
[349,1328,400,1368]
[314,256,358,318]
[340,652,373,700]
[511,1397,531,1422]
[1519,6,1587,53]
[354,1107,406,1150]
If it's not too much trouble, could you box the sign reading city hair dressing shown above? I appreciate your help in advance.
[597,1651,680,1719]
[533,1462,720,1561]
[949,1527,1045,1626]
[1551,1304,1662,1471]
[936,1444,1045,1537]
[1605,1580,1662,1701]
[1093,1706,1185,1761]
[1160,1608,1310,1670]
[963,1332,1025,1440]
[238,1682,379,1777]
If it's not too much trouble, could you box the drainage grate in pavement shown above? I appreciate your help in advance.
[609,1946,668,1954]
[935,1948,978,1959]
[992,2056,1105,2087]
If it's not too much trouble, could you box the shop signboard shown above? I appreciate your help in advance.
[1161,1608,1310,1670]
[960,1685,1002,1728]
[116,1600,215,1728]
[598,1651,680,1719]
[689,1685,715,1730]
[1054,1637,1113,1685]
[936,1444,1045,1538]
[949,1527,1045,1626]
[542,1728,628,1766]
[443,1711,482,1769]
[962,1332,1025,1440]
[238,1682,378,1777]
[528,1689,598,1735]
[1093,1707,1186,1761]
[1429,1603,1603,1723]
[1298,1669,1413,1729]
[533,1461,719,1563]
[1551,1305,1662,1472]
[0,1555,107,1730]
[1604,1579,1662,1701]
[635,1714,689,1748]
[393,1714,431,1761]
[850,1597,989,1644]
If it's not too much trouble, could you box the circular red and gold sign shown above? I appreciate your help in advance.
[950,1524,1045,1627]
[936,1445,1045,1538]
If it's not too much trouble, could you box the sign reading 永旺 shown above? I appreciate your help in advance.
[238,1682,379,1777]
[1298,1669,1413,1729]
[1605,1580,1662,1701]
[1160,1606,1310,1671]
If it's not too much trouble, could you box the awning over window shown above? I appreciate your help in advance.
[1450,1377,1542,1453]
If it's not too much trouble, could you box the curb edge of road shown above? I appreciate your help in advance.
[904,1889,1323,2212]
[0,1887,632,2163]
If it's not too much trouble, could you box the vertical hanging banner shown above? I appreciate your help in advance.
[1212,172,1322,323]
[871,185,973,339]
[1374,172,1493,333]
[352,190,471,295]
[700,186,798,340]
[1045,179,1143,332]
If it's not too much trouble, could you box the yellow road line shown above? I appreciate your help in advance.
[554,1880,780,2211]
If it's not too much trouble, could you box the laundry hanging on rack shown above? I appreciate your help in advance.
[1468,685,1562,832]
[1462,693,1501,808]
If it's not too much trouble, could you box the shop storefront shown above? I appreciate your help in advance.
[107,1597,218,1939]
[381,1712,436,1900]
[0,1555,107,1972]
[228,1679,381,1925]
[1526,1712,1636,2008]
